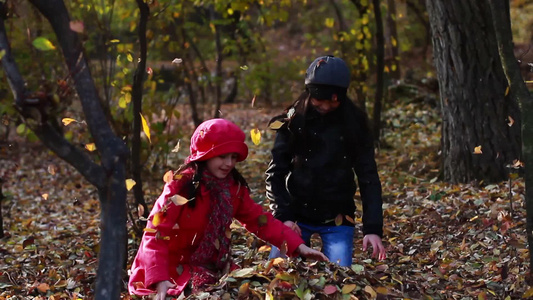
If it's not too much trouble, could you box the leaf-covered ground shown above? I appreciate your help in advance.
[1,99,531,299]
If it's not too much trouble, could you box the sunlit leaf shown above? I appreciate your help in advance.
[33,37,56,51]
[125,179,136,191]
[172,58,182,64]
[62,118,77,126]
[324,18,335,28]
[341,284,356,294]
[505,86,510,96]
[152,212,163,227]
[170,194,189,206]
[269,120,284,130]
[335,214,343,226]
[250,128,261,145]
[508,116,515,127]
[251,95,256,107]
[171,140,181,152]
[140,113,151,143]
[85,143,96,151]
[473,146,482,154]
[163,170,174,183]
[41,193,48,200]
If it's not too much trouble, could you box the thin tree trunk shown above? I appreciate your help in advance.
[210,6,223,118]
[0,178,4,239]
[131,0,149,228]
[372,0,384,141]
[487,0,533,281]
[385,0,401,79]
[426,0,521,183]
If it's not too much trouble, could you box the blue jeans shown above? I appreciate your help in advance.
[269,223,355,267]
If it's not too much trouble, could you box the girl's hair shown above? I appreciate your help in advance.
[269,89,373,159]
[175,161,249,208]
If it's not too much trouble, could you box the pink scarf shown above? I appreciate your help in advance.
[189,170,233,292]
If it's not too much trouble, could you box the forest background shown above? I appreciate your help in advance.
[1,0,533,299]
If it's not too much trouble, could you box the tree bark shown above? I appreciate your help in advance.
[0,1,129,298]
[372,0,384,141]
[385,0,401,79]
[426,0,521,183]
[487,0,533,280]
[131,0,149,223]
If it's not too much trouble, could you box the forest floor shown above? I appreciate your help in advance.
[0,96,531,299]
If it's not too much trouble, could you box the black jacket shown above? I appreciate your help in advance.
[265,102,383,237]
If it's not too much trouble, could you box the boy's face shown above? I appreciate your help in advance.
[310,94,340,115]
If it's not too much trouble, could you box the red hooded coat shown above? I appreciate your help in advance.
[128,169,304,296]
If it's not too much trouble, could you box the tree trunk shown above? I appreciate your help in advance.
[385,0,401,79]
[426,0,521,183]
[131,0,149,225]
[372,0,384,141]
[487,0,533,281]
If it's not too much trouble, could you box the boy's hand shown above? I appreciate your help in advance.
[363,234,386,260]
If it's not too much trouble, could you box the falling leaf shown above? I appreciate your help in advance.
[323,285,337,295]
[140,113,151,143]
[250,128,261,145]
[251,95,256,107]
[473,146,482,154]
[226,229,232,239]
[69,21,84,33]
[341,284,356,294]
[143,228,157,233]
[152,212,163,227]
[171,140,181,152]
[279,241,288,257]
[137,204,144,218]
[176,265,184,275]
[269,120,284,130]
[172,58,183,64]
[62,118,77,126]
[345,215,355,224]
[505,86,510,96]
[47,164,58,175]
[163,170,174,183]
[214,239,220,250]
[508,116,514,127]
[335,214,343,226]
[172,223,180,230]
[240,65,249,70]
[170,194,189,206]
[146,67,153,75]
[41,193,49,200]
[85,143,96,151]
[33,37,56,51]
[125,179,136,191]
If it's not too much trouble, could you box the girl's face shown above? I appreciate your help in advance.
[206,153,239,179]
[310,94,340,115]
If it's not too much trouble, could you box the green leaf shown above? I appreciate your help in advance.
[32,37,56,51]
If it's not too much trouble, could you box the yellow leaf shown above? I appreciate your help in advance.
[473,146,482,154]
[163,170,174,183]
[478,291,487,300]
[341,284,356,294]
[42,193,49,200]
[143,228,157,233]
[250,128,261,145]
[269,120,284,130]
[170,194,189,206]
[523,287,533,298]
[62,118,77,126]
[376,286,388,294]
[335,214,343,226]
[505,86,510,96]
[125,179,136,191]
[391,36,397,47]
[127,53,133,62]
[364,285,377,298]
[140,113,151,143]
[152,212,163,227]
[171,140,181,153]
[324,18,335,28]
[124,92,132,105]
[345,215,355,224]
[85,143,96,151]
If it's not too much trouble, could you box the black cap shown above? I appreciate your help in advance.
[304,55,351,88]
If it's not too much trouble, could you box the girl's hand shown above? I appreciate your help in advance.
[296,244,329,262]
[283,220,302,236]
[363,234,386,260]
[155,280,175,300]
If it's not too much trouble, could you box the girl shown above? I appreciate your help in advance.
[266,55,386,267]
[128,118,328,299]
